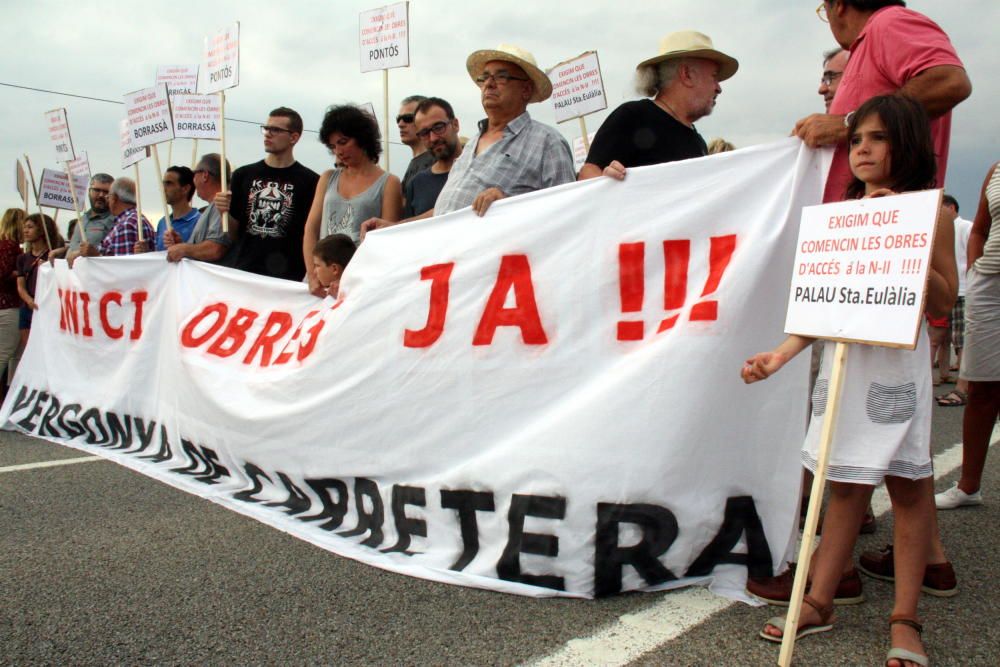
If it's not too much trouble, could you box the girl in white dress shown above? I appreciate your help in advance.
[742,95,957,667]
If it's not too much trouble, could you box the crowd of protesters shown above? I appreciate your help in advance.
[4,1,998,664]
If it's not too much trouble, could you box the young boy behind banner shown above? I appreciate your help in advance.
[311,233,356,299]
[741,95,957,667]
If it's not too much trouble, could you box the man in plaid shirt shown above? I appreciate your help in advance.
[78,177,155,258]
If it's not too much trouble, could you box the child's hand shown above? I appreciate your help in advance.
[740,351,788,384]
[326,280,340,299]
[864,188,897,199]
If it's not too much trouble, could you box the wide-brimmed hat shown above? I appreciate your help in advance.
[636,31,738,81]
[466,44,553,103]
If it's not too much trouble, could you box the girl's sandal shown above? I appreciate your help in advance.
[886,615,928,667]
[760,594,834,643]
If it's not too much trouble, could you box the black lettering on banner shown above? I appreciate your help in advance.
[169,440,228,484]
[263,472,311,515]
[10,386,37,415]
[594,503,679,597]
[80,407,109,445]
[685,496,772,579]
[195,446,229,484]
[16,389,48,432]
[381,485,427,555]
[233,463,272,502]
[338,478,384,547]
[134,418,157,453]
[172,439,209,474]
[105,412,133,450]
[497,494,566,591]
[139,425,173,463]
[300,478,349,530]
[440,489,495,571]
[38,394,62,437]
[57,404,86,439]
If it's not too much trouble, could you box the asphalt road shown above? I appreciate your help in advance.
[2,401,997,666]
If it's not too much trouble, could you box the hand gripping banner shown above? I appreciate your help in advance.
[1,138,825,598]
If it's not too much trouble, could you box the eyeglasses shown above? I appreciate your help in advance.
[193,169,207,177]
[474,71,530,86]
[89,187,110,195]
[816,1,829,22]
[396,113,415,124]
[415,121,451,140]
[820,71,843,86]
[260,125,293,135]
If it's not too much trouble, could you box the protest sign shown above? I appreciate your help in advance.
[200,22,240,93]
[572,132,596,171]
[15,159,28,206]
[784,189,941,348]
[2,139,824,599]
[156,64,199,96]
[120,118,149,169]
[124,84,175,148]
[171,94,222,140]
[44,108,75,162]
[547,51,608,124]
[359,2,409,72]
[37,168,87,211]
[65,152,90,204]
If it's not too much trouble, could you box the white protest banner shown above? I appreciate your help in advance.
[200,22,240,93]
[120,118,150,169]
[124,84,175,148]
[359,2,409,72]
[37,168,87,211]
[784,189,941,348]
[44,108,75,162]
[547,51,608,124]
[572,132,596,171]
[15,159,28,206]
[2,139,824,599]
[156,64,199,96]
[171,94,222,140]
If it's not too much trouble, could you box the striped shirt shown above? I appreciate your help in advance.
[975,166,1000,274]
[434,111,575,215]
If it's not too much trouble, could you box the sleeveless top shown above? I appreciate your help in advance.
[322,169,389,242]
[974,166,1000,274]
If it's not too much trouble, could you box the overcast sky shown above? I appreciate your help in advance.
[1,0,997,229]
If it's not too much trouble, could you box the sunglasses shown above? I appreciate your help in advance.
[396,113,416,124]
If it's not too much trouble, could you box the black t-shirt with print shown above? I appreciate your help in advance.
[585,99,707,170]
[227,160,320,281]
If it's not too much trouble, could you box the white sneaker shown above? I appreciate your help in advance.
[935,484,983,510]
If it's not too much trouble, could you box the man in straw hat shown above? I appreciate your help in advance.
[433,44,575,217]
[579,31,737,181]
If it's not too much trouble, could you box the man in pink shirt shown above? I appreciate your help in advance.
[794,0,971,203]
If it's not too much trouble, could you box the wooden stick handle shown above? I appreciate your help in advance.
[778,341,849,667]
[578,116,590,153]
[134,163,144,244]
[22,155,53,250]
[152,144,172,232]
[383,69,390,171]
[219,91,228,233]
[63,163,84,241]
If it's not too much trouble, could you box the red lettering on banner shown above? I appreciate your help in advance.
[59,288,79,333]
[473,255,548,346]
[294,311,324,361]
[658,240,690,332]
[206,308,259,358]
[129,291,148,340]
[79,291,93,336]
[404,263,454,348]
[180,303,228,347]
[243,311,293,366]
[617,243,645,341]
[690,235,737,321]
[99,292,124,339]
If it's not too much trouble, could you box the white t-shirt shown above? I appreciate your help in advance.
[954,215,973,296]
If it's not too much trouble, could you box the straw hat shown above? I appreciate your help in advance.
[636,31,739,81]
[466,44,553,103]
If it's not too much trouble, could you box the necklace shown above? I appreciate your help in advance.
[653,98,691,128]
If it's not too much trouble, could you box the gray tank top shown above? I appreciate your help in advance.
[974,166,1000,274]
[322,169,389,242]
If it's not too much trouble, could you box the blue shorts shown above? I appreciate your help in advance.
[19,304,32,330]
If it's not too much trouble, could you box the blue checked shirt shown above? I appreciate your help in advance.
[434,111,575,215]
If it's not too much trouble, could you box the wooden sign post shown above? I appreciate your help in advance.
[776,189,943,666]
[155,64,200,193]
[200,22,240,232]
[546,51,608,160]
[22,155,53,249]
[119,119,151,242]
[124,83,175,241]
[359,2,410,171]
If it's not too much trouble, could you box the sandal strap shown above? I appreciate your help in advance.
[803,594,833,623]
[889,615,923,634]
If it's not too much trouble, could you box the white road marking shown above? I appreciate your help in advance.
[0,455,101,474]
[529,425,999,667]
